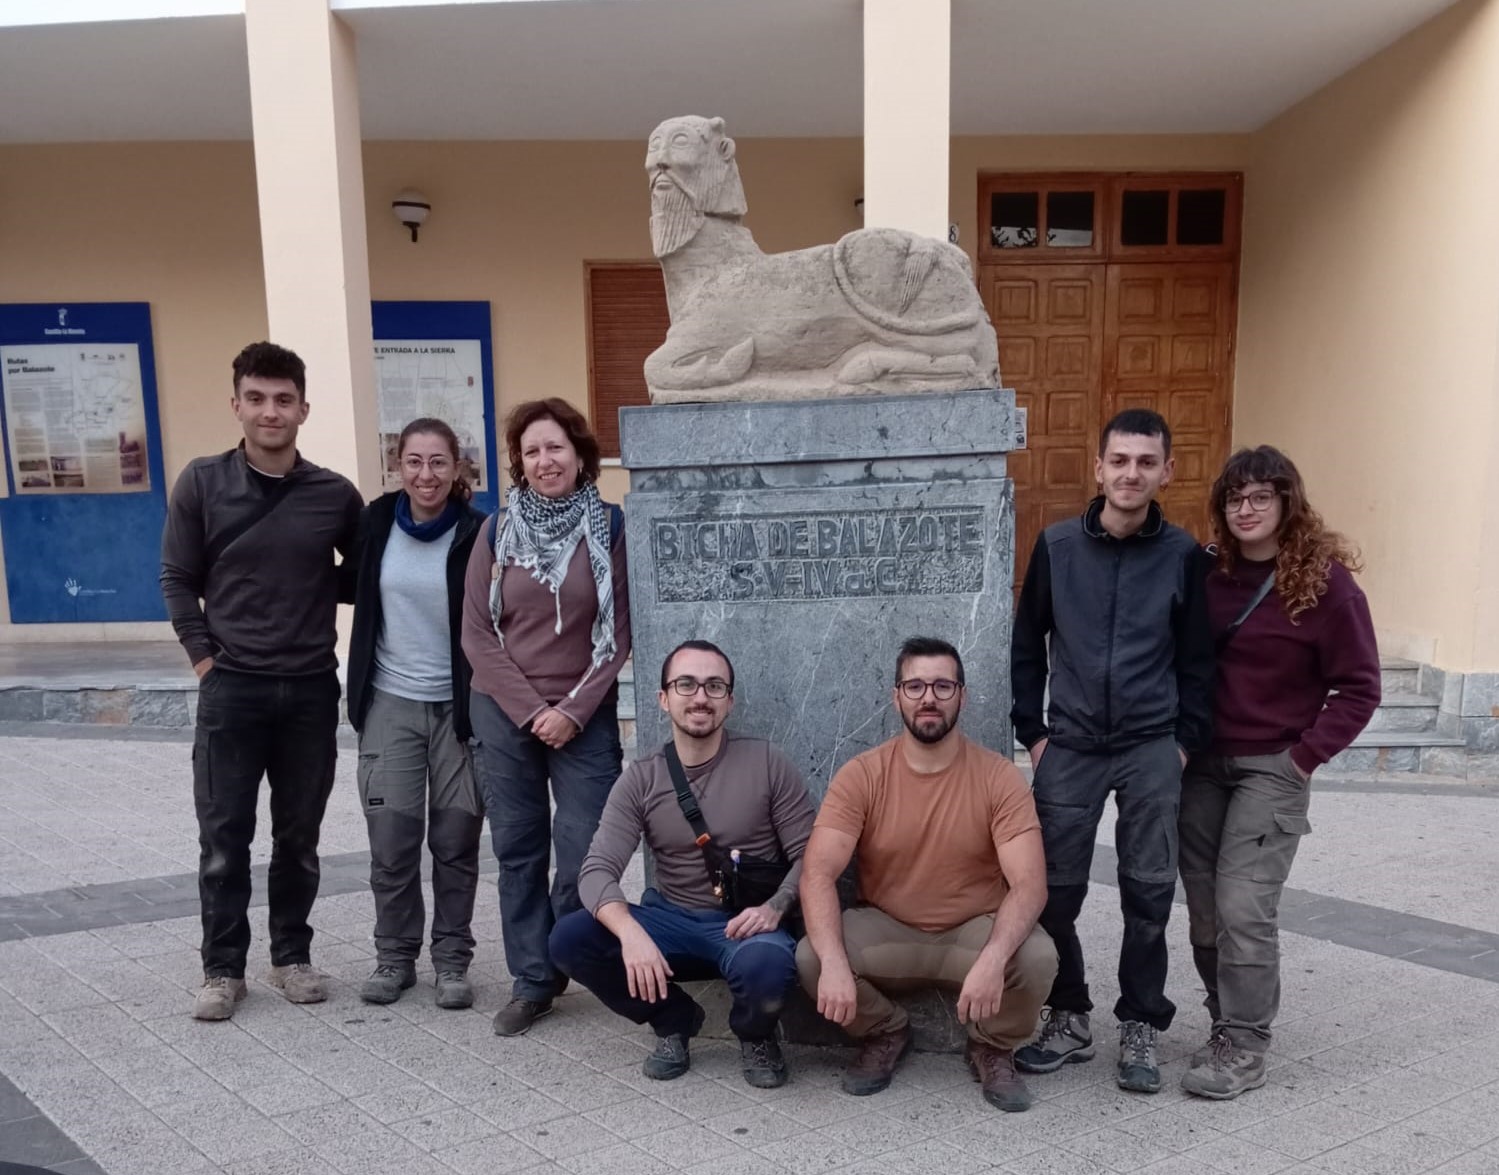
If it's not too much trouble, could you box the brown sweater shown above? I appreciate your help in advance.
[460,513,631,731]
[578,735,817,916]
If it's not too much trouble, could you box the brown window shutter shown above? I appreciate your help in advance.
[586,262,670,458]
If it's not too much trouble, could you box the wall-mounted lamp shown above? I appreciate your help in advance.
[392,189,431,242]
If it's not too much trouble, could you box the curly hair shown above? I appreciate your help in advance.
[1210,445,1361,623]
[502,398,601,489]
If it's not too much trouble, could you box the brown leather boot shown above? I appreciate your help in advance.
[841,1025,913,1096]
[967,1041,1033,1112]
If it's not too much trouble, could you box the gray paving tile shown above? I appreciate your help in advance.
[0,1112,85,1166]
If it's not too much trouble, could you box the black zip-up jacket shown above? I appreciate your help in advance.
[347,492,486,741]
[1011,496,1215,754]
[160,444,362,676]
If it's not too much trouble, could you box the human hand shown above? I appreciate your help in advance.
[1178,745,1189,769]
[193,657,215,680]
[956,948,1006,1025]
[532,708,579,749]
[817,960,858,1027]
[725,903,783,940]
[620,923,673,1002]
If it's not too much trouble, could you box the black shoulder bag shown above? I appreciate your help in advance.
[662,740,790,914]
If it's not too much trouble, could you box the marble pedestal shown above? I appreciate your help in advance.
[619,388,1025,796]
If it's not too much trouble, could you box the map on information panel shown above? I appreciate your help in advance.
[373,338,488,493]
[0,343,149,495]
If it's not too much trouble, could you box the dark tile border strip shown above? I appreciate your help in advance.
[0,1071,104,1174]
[0,850,497,944]
[1089,845,1499,984]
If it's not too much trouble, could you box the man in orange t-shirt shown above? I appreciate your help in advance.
[797,637,1057,1112]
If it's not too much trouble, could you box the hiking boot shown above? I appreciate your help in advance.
[1117,1020,1161,1093]
[966,1041,1033,1112]
[1181,1029,1267,1100]
[1015,1008,1094,1073]
[434,970,474,1010]
[360,962,416,1006]
[265,963,326,1004]
[192,975,247,1021]
[740,1038,789,1089]
[492,996,553,1037]
[840,1025,914,1096]
[643,1001,707,1081]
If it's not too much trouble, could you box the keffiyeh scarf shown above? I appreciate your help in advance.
[489,481,616,697]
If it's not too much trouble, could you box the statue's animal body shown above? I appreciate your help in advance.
[644,116,1000,403]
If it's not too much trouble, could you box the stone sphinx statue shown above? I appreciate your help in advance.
[644,115,1000,403]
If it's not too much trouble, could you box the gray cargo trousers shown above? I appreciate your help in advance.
[1178,750,1312,1053]
[357,688,485,972]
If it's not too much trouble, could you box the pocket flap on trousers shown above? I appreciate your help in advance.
[1274,812,1312,836]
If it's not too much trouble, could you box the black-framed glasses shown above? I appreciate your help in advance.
[667,676,732,699]
[1224,489,1278,514]
[896,678,961,701]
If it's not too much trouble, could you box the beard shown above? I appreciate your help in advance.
[902,707,956,745]
[651,182,705,258]
[672,702,725,739]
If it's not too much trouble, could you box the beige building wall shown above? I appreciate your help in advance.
[1237,0,1499,671]
[0,128,1253,631]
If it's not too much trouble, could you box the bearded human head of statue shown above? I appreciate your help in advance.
[645,115,750,258]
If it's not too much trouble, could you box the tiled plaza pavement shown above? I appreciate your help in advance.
[3,733,1499,1175]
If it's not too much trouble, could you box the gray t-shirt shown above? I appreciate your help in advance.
[578,734,816,916]
[371,524,455,702]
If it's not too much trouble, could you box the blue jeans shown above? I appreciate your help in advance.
[470,689,622,1001]
[550,889,797,1041]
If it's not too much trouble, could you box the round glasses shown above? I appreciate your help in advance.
[1224,489,1278,513]
[402,456,453,475]
[896,678,961,701]
[667,676,732,699]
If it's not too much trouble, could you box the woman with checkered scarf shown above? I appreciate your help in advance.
[461,398,631,1038]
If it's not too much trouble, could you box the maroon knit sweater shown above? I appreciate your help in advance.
[1208,555,1381,775]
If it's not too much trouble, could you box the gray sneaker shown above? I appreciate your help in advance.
[192,975,247,1021]
[1015,1009,1095,1073]
[265,963,326,1004]
[1181,1030,1267,1100]
[1117,1020,1161,1092]
[434,970,474,1010]
[492,996,553,1037]
[642,1001,707,1081]
[360,962,416,1005]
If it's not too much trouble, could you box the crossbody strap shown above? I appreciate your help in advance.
[663,740,712,847]
[206,477,295,568]
[1217,573,1275,653]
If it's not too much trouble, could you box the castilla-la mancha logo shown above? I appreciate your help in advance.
[64,578,116,599]
[58,308,68,328]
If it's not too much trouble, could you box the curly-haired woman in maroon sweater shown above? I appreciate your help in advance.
[1179,446,1380,1100]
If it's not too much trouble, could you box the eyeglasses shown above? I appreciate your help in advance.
[402,456,453,475]
[1224,489,1278,514]
[667,676,732,699]
[896,678,961,701]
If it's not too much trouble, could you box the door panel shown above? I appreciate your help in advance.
[1103,262,1235,542]
[981,264,1104,590]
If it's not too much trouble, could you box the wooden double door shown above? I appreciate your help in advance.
[978,173,1241,587]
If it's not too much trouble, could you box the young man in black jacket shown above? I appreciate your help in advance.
[161,342,362,1021]
[1010,409,1214,1093]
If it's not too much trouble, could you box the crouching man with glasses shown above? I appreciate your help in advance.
[798,637,1057,1111]
[549,640,816,1088]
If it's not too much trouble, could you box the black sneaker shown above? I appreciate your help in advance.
[434,970,474,1010]
[642,1001,707,1081]
[1117,1020,1161,1093]
[740,1038,788,1089]
[492,996,553,1037]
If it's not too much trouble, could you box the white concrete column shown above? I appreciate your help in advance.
[244,0,380,494]
[862,0,951,239]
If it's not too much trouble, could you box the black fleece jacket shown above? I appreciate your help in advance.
[1011,497,1215,754]
[346,492,486,741]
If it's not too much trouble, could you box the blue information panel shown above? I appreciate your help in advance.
[372,301,498,516]
[0,303,168,622]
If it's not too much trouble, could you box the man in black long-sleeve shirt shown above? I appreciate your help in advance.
[161,341,362,1021]
[1009,409,1214,1094]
